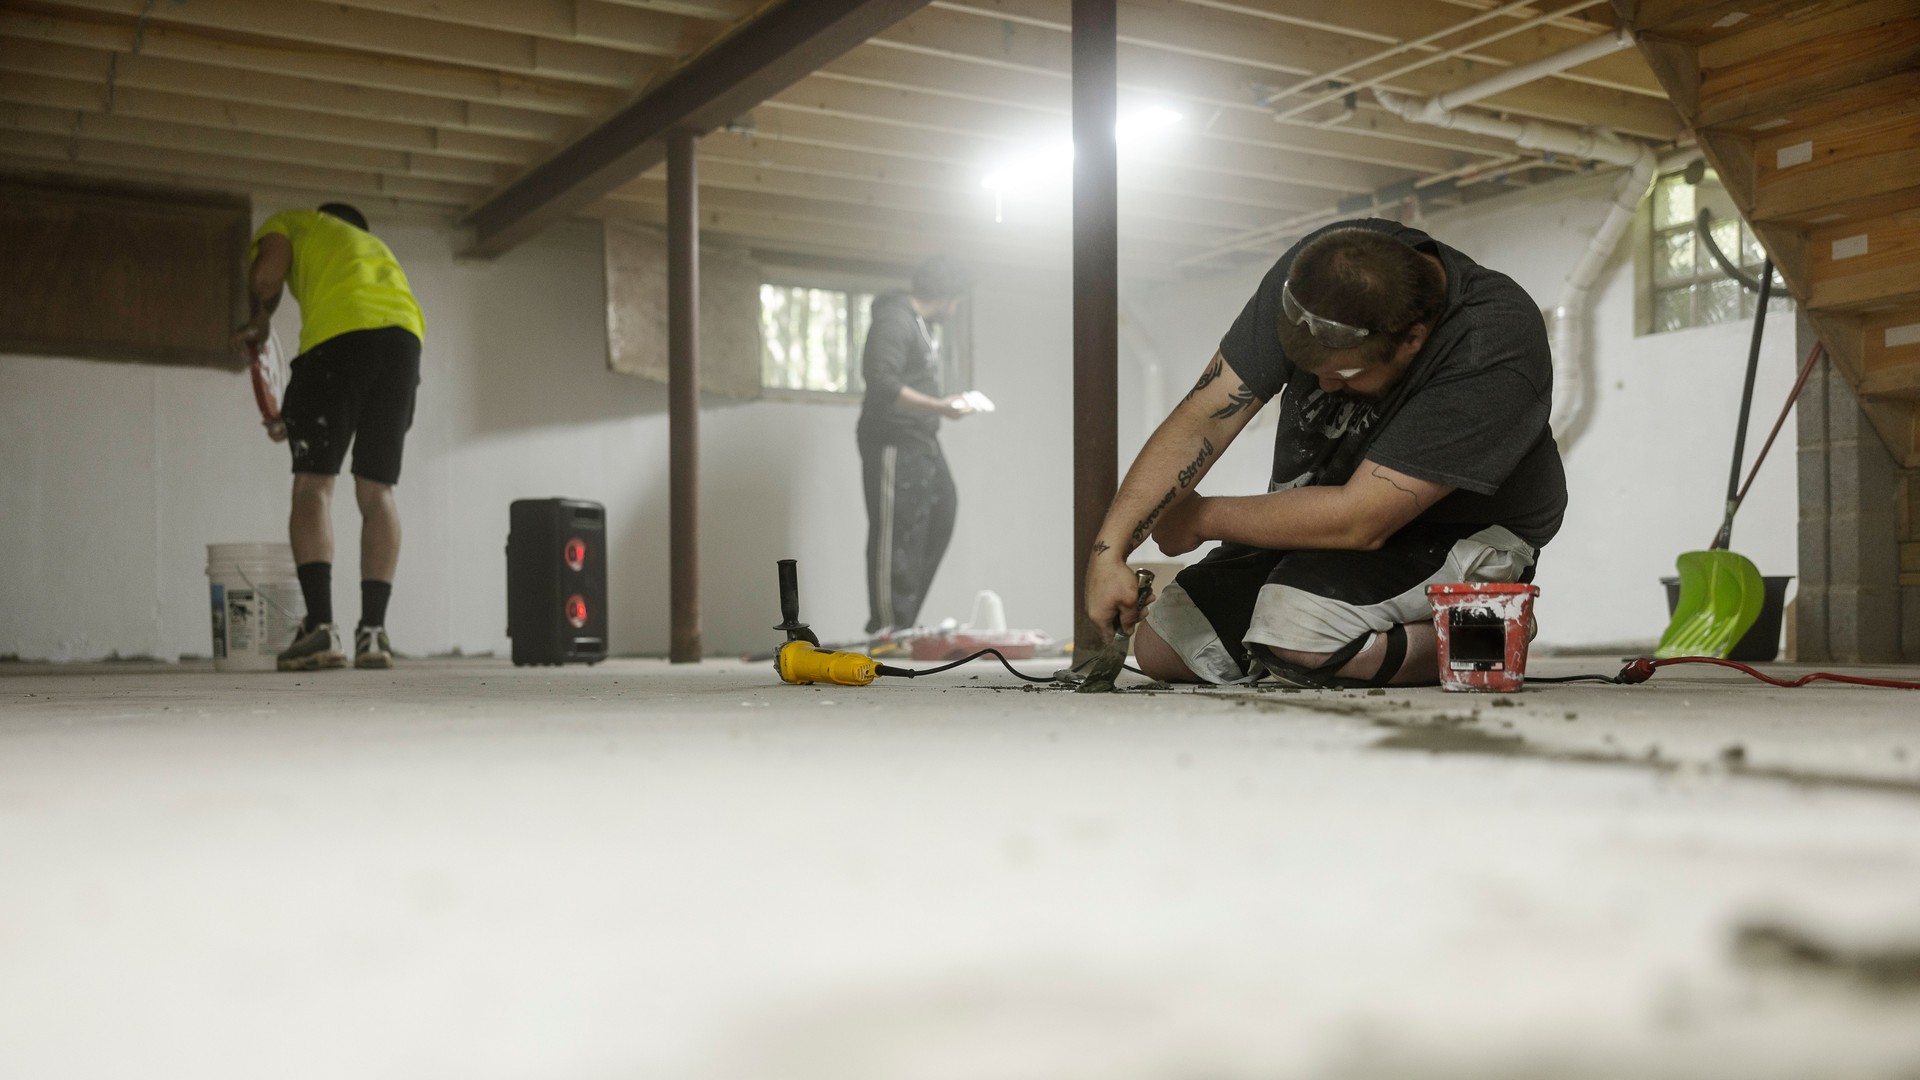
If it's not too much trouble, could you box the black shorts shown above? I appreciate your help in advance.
[1143,522,1538,684]
[281,326,421,485]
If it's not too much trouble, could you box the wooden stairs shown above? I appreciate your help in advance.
[1616,0,1920,586]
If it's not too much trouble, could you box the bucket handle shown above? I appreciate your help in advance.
[229,562,305,625]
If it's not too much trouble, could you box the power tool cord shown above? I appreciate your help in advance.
[877,649,1920,690]
[876,648,1055,682]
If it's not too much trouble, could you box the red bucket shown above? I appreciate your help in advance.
[1426,583,1538,693]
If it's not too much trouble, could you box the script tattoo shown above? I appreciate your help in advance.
[1089,540,1111,557]
[1210,383,1257,420]
[1176,437,1215,491]
[1181,355,1224,405]
[1371,464,1427,507]
[1128,487,1179,549]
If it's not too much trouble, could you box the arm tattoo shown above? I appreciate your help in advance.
[1181,355,1223,405]
[1089,541,1111,557]
[1371,465,1428,507]
[1210,383,1257,420]
[1176,438,1214,491]
[1128,487,1179,549]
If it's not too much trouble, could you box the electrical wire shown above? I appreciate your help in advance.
[876,648,1055,683]
[859,641,1920,692]
[876,651,1152,684]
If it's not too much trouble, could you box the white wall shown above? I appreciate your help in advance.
[0,214,1080,661]
[0,167,1800,661]
[1126,169,1801,651]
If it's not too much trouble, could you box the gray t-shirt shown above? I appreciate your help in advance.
[1219,218,1567,549]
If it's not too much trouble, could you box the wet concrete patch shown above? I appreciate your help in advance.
[1735,921,1920,993]
[1208,689,1920,800]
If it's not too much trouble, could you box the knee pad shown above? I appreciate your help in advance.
[1252,623,1408,689]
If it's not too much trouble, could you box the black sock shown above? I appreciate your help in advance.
[361,580,392,629]
[297,562,332,631]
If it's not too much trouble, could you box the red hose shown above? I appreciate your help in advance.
[1615,655,1920,690]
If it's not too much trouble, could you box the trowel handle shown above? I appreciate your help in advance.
[777,559,801,627]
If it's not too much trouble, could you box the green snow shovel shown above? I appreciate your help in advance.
[1655,257,1775,659]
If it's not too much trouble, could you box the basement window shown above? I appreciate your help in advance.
[759,281,875,397]
[1642,167,1790,335]
[758,264,974,402]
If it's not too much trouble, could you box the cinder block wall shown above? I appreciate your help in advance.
[1795,312,1920,663]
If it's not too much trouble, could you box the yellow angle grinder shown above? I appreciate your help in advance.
[772,559,915,686]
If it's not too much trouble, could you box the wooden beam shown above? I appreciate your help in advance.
[0,73,547,164]
[914,0,1681,139]
[0,156,464,225]
[0,101,518,185]
[1143,0,1668,98]
[692,130,1325,221]
[0,39,588,141]
[1072,0,1119,655]
[0,8,619,116]
[614,165,1253,247]
[317,0,707,54]
[0,130,486,204]
[667,128,701,664]
[462,0,933,257]
[752,97,1379,197]
[600,0,758,21]
[848,33,1549,170]
[38,0,661,87]
[730,106,1355,211]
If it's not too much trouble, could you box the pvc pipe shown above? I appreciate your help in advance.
[1432,29,1634,113]
[1548,147,1656,444]
[1373,87,1658,448]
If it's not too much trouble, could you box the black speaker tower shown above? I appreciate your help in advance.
[507,498,607,666]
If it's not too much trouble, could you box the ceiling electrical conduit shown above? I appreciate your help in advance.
[1373,76,1657,451]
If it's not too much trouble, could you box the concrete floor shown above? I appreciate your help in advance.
[3,656,1919,1080]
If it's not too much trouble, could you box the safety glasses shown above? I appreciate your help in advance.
[1281,279,1374,350]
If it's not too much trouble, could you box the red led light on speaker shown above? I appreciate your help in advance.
[566,594,588,628]
[564,537,587,572]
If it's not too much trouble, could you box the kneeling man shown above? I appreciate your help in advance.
[1085,220,1566,687]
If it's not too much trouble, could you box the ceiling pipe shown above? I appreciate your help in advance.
[1427,28,1634,114]
[1374,84,1657,449]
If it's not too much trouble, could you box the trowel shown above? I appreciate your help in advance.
[1069,568,1154,694]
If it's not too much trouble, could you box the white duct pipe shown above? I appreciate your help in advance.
[1431,28,1634,113]
[1548,148,1656,445]
[1373,87,1657,447]
[1375,88,1644,169]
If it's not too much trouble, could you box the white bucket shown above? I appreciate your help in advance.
[206,542,306,672]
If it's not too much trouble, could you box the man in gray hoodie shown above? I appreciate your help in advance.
[857,255,976,635]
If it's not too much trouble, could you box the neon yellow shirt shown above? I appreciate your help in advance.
[252,210,425,355]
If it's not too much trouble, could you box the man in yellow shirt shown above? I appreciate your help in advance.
[236,203,425,671]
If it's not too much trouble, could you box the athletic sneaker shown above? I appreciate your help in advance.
[277,621,347,671]
[354,625,394,669]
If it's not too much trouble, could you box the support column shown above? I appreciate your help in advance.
[668,128,701,663]
[1795,311,1906,662]
[1070,0,1119,654]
